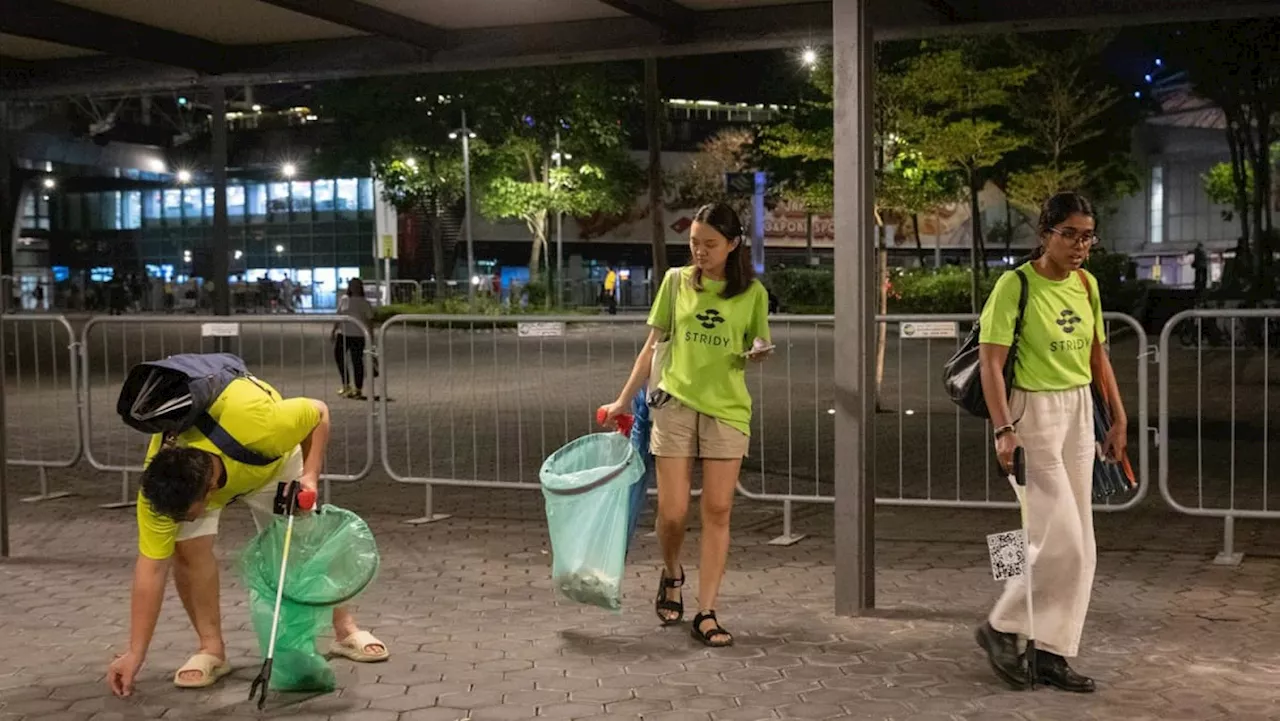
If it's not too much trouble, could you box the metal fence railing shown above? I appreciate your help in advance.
[1159,308,1280,565]
[376,312,1152,539]
[79,316,376,508]
[2,314,81,502]
[734,313,1151,544]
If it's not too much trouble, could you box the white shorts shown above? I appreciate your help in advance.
[175,446,305,544]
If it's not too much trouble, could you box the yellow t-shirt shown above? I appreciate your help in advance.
[604,271,617,292]
[135,377,321,560]
[978,264,1106,392]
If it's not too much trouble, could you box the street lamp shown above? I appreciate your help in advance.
[176,169,192,184]
[552,130,573,306]
[450,110,478,305]
[281,163,297,179]
[801,47,818,68]
[405,157,417,170]
[42,177,56,190]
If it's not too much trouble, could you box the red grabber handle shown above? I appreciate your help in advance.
[297,488,317,512]
[596,407,634,437]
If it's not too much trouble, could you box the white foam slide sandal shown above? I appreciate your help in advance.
[328,630,390,663]
[173,653,232,689]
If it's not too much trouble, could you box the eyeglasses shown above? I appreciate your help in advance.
[1049,227,1100,248]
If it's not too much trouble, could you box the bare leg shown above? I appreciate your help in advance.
[172,535,225,682]
[696,457,740,640]
[655,455,694,619]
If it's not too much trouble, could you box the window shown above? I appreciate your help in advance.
[1149,165,1164,245]
[247,184,267,217]
[336,178,358,218]
[143,191,162,221]
[66,193,83,229]
[20,191,50,230]
[203,188,216,218]
[228,185,246,217]
[123,191,142,229]
[183,188,203,220]
[268,182,289,216]
[163,189,182,222]
[357,178,374,212]
[313,179,335,211]
[289,181,312,215]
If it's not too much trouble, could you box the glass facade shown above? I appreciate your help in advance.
[51,177,378,308]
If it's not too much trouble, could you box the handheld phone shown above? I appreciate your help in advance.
[741,344,776,358]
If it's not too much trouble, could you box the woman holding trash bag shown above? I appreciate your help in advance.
[599,203,771,648]
[332,278,374,400]
[975,191,1127,693]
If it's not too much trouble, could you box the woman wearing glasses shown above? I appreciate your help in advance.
[974,192,1127,693]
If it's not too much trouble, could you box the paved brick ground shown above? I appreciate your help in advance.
[3,463,1280,721]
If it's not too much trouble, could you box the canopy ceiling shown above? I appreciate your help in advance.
[1,0,1279,98]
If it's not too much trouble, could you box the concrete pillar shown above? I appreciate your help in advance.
[210,84,230,316]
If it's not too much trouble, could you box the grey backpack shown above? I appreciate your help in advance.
[116,353,279,466]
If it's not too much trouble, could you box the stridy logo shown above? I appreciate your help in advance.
[1056,308,1082,334]
[696,309,725,330]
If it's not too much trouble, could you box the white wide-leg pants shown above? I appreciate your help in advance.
[989,385,1097,658]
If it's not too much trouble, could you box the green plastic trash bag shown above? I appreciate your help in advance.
[540,432,646,610]
[240,504,380,692]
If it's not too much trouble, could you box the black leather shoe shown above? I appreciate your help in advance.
[975,622,1030,690]
[1035,650,1096,693]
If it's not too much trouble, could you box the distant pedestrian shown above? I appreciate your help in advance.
[974,191,1127,693]
[332,278,374,400]
[603,266,618,315]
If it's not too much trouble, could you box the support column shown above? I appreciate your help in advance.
[210,83,230,316]
[644,57,668,281]
[0,100,12,557]
[832,0,876,615]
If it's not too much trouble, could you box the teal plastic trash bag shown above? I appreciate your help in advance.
[240,504,380,692]
[540,432,646,610]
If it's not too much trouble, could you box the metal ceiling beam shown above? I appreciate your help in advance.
[0,0,227,73]
[596,0,698,32]
[255,0,447,52]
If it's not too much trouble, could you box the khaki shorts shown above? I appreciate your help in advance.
[175,446,304,544]
[650,398,749,460]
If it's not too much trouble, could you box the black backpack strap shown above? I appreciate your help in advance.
[193,413,278,466]
[1011,269,1029,344]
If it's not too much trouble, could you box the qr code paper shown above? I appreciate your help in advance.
[987,529,1026,581]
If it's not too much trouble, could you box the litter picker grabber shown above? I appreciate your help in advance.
[249,480,317,709]
[1005,446,1037,689]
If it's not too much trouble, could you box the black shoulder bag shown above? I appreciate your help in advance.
[942,269,1028,419]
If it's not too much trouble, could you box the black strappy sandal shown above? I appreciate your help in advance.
[691,610,734,648]
[655,567,684,626]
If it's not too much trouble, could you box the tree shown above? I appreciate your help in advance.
[1166,20,1280,289]
[668,128,755,214]
[897,45,1033,311]
[1003,32,1140,216]
[319,80,473,296]
[469,66,644,279]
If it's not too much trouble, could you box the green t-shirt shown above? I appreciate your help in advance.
[978,263,1106,392]
[647,267,771,435]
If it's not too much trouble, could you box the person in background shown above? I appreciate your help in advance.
[603,265,618,315]
[600,203,772,648]
[333,278,374,400]
[975,191,1126,693]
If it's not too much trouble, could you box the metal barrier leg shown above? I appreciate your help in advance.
[767,499,807,546]
[100,471,136,510]
[1214,516,1244,566]
[21,466,73,503]
[404,484,452,525]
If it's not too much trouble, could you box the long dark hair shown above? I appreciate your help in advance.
[348,277,365,297]
[1030,191,1096,260]
[690,202,755,299]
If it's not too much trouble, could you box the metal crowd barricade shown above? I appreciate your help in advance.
[1158,308,1280,565]
[2,314,81,502]
[80,316,375,508]
[737,313,1151,545]
[378,314,658,524]
[366,280,422,306]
